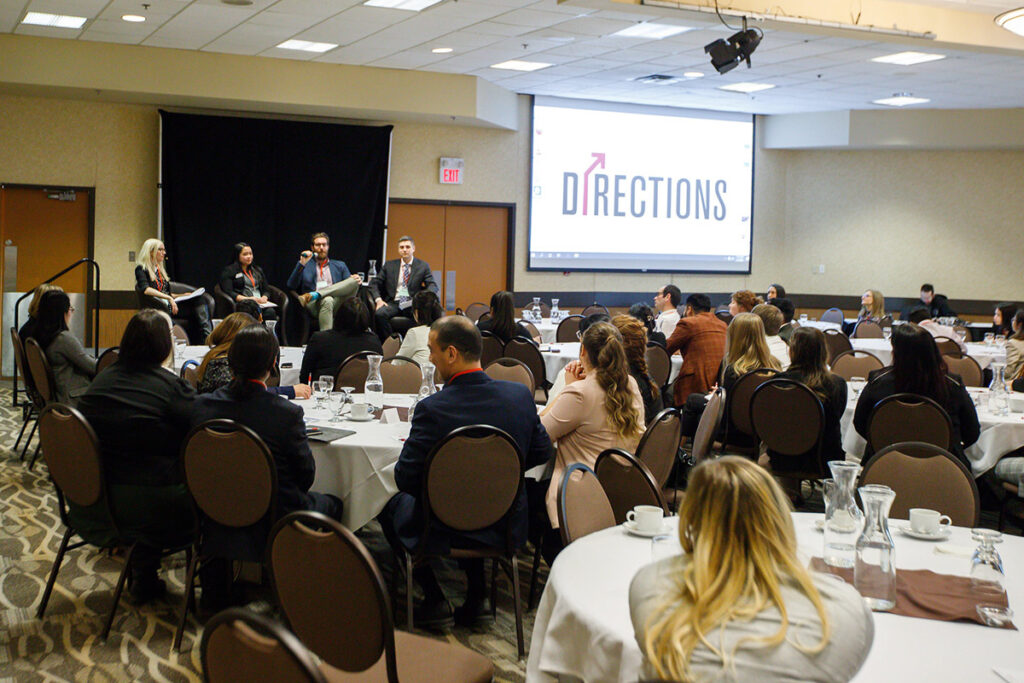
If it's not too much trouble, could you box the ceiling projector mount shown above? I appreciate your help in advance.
[704,14,763,74]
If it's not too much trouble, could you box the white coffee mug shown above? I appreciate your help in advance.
[909,508,952,534]
[350,403,371,419]
[626,505,664,533]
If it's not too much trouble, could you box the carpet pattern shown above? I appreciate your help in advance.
[0,387,538,682]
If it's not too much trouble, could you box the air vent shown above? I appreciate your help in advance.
[633,74,680,85]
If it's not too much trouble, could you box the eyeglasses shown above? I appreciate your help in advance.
[68,306,76,313]
[576,330,583,340]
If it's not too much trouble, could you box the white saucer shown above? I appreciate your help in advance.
[623,520,672,538]
[898,524,952,541]
[345,414,376,422]
[813,519,825,532]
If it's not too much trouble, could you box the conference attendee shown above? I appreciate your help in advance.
[379,315,551,627]
[629,303,665,346]
[653,284,681,340]
[299,296,382,383]
[665,294,727,406]
[752,303,791,370]
[1006,309,1024,380]
[32,290,97,405]
[19,283,62,343]
[630,457,873,683]
[770,297,798,343]
[853,322,980,465]
[370,235,438,339]
[766,283,786,300]
[397,290,444,365]
[901,283,955,320]
[191,324,343,610]
[477,290,532,344]
[75,308,196,603]
[906,307,967,353]
[135,237,213,339]
[727,289,761,316]
[218,242,276,322]
[993,302,1018,337]
[612,314,663,423]
[286,232,362,332]
[857,289,886,323]
[546,313,611,401]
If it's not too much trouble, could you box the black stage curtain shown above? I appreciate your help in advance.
[160,110,392,293]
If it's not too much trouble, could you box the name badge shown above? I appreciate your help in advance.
[396,284,410,299]
[234,273,244,279]
[316,281,329,291]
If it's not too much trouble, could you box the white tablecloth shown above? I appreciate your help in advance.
[799,320,843,332]
[181,345,305,386]
[541,343,682,386]
[851,339,1005,370]
[527,513,1024,682]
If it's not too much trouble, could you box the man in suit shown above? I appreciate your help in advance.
[665,293,728,407]
[286,232,362,332]
[379,315,551,628]
[370,236,438,339]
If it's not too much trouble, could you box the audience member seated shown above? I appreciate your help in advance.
[630,457,873,682]
[370,235,438,339]
[906,307,967,353]
[19,283,62,343]
[612,314,664,423]
[630,303,666,346]
[901,283,955,320]
[728,289,762,315]
[477,290,533,344]
[752,303,790,370]
[75,309,196,603]
[993,302,1018,337]
[379,316,551,628]
[197,313,309,399]
[853,323,980,465]
[770,297,798,343]
[652,284,681,340]
[397,290,444,365]
[857,289,885,323]
[665,294,727,407]
[135,238,212,339]
[191,324,343,610]
[30,290,97,405]
[766,283,786,300]
[219,242,276,322]
[299,297,382,382]
[1006,309,1024,380]
[286,232,361,332]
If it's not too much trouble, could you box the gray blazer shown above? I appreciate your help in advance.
[46,330,97,405]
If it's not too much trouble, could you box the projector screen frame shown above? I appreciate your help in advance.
[526,95,756,275]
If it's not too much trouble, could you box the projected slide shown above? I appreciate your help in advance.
[529,97,754,273]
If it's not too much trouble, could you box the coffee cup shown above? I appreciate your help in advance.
[909,508,952,535]
[626,505,664,533]
[350,403,371,419]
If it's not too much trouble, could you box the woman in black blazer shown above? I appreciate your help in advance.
[219,242,277,321]
[299,297,382,383]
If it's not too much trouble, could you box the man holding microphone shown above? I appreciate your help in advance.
[286,232,362,331]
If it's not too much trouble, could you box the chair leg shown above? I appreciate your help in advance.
[28,443,41,470]
[405,554,414,631]
[102,544,136,641]
[510,555,524,659]
[173,547,198,651]
[490,558,498,619]
[37,528,73,619]
[20,420,38,460]
[14,414,31,451]
[528,542,543,611]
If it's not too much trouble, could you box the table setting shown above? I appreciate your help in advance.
[540,342,682,387]
[179,344,305,386]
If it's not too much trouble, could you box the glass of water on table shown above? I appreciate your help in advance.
[315,375,334,413]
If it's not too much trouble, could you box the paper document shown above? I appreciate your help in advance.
[259,301,278,308]
[173,287,206,303]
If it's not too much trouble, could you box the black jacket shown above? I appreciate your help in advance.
[369,258,437,303]
[478,318,533,344]
[220,262,269,300]
[299,329,382,383]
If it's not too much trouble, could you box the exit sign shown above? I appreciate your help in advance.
[439,157,464,185]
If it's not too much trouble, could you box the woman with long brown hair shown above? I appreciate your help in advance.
[612,314,663,423]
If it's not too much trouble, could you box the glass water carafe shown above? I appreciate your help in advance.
[854,484,897,611]
[364,354,384,410]
[990,362,1009,416]
[408,362,436,422]
[824,460,863,568]
[530,297,543,322]
[551,298,561,323]
[367,259,378,280]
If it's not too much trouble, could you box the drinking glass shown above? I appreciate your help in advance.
[799,313,808,323]
[996,334,1007,347]
[329,391,344,423]
[339,386,355,405]
[985,332,995,347]
[970,528,1005,594]
[174,337,187,364]
[265,319,277,337]
[318,375,334,397]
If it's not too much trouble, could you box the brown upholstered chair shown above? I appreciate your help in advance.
[645,343,671,390]
[334,351,373,392]
[176,419,278,650]
[201,607,327,683]
[503,337,547,403]
[96,346,119,374]
[830,349,885,381]
[10,327,43,461]
[519,320,541,343]
[268,511,495,683]
[557,463,616,546]
[581,303,609,317]
[934,336,964,358]
[690,387,725,466]
[484,358,535,394]
[852,320,884,339]
[477,311,492,324]
[24,337,57,468]
[464,302,489,322]
[822,328,853,363]
[172,323,190,343]
[944,354,984,387]
[859,442,980,527]
[821,308,845,325]
[751,378,826,479]
[555,315,584,343]
[865,393,953,458]
[380,355,422,394]
[180,359,200,389]
[721,368,779,454]
[594,449,666,523]
[480,331,504,368]
[381,334,402,358]
[634,407,682,490]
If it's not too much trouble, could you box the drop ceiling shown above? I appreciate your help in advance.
[4,0,1024,114]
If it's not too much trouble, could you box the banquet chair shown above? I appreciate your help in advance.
[934,336,964,358]
[860,442,979,527]
[10,327,43,461]
[555,315,584,342]
[480,331,504,368]
[24,337,57,469]
[689,387,725,466]
[334,351,374,391]
[750,379,827,483]
[172,323,190,344]
[201,608,327,683]
[821,308,845,325]
[944,354,984,387]
[521,301,551,318]
[851,320,884,339]
[558,463,616,546]
[381,333,402,358]
[594,449,667,523]
[581,303,609,317]
[477,311,492,324]
[268,511,495,683]
[176,419,279,651]
[645,343,671,390]
[865,393,953,458]
[503,337,548,403]
[830,349,885,381]
[464,302,489,322]
[96,346,119,374]
[714,310,733,325]
[822,329,853,364]
[381,356,421,394]
[519,320,542,343]
[181,359,200,389]
[720,368,779,455]
[635,407,682,491]
[484,358,535,394]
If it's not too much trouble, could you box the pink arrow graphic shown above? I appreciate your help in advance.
[582,152,606,216]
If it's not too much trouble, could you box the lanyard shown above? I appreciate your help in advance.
[318,260,328,281]
[242,266,256,290]
[448,368,483,382]
[155,268,164,290]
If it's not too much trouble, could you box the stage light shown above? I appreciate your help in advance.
[704,21,762,75]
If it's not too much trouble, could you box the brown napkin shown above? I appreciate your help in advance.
[372,405,410,422]
[810,557,1016,629]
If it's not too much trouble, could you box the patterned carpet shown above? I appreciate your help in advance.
[0,385,537,682]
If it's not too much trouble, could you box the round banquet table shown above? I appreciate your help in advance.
[530,318,559,344]
[850,339,1005,370]
[799,320,843,332]
[180,344,305,386]
[541,343,682,387]
[526,513,1024,683]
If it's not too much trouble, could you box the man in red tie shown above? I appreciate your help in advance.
[370,236,438,339]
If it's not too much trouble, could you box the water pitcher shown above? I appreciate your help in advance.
[408,362,436,422]
[551,298,561,323]
[364,354,384,410]
[530,297,543,323]
[823,460,863,568]
[367,259,378,280]
[854,484,897,611]
[990,362,1009,417]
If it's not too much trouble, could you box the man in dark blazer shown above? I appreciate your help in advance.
[370,235,438,339]
[286,231,362,331]
[379,315,551,628]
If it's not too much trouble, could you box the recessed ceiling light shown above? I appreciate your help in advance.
[277,39,338,53]
[634,74,680,85]
[122,14,146,23]
[683,71,704,79]
[21,11,87,29]
[873,93,930,107]
[431,47,453,54]
[996,8,1024,37]
[871,51,945,66]
[490,60,552,72]
[221,0,254,5]
[718,82,775,93]
[611,22,693,39]
[364,0,443,10]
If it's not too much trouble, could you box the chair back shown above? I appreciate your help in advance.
[334,351,373,391]
[933,337,963,358]
[181,359,200,389]
[860,442,980,527]
[484,358,535,394]
[714,310,733,325]
[480,331,504,368]
[866,393,953,456]
[183,420,278,528]
[751,379,825,468]
[944,355,983,387]
[381,334,402,358]
[691,387,725,464]
[266,285,291,345]
[24,338,56,404]
[520,320,541,342]
[830,349,884,381]
[504,337,546,388]
[96,347,119,374]
[212,284,236,320]
[581,303,609,317]
[38,404,107,510]
[645,343,671,388]
[821,308,845,325]
[555,315,583,343]
[634,407,682,489]
[557,463,615,546]
[201,608,327,683]
[594,449,666,523]
[823,328,853,363]
[521,302,551,318]
[11,327,42,407]
[380,355,422,394]
[852,320,884,339]
[725,368,779,441]
[464,302,489,322]
[172,324,190,343]
[477,311,492,324]
[269,512,398,677]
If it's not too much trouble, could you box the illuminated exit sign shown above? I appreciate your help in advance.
[439,157,464,185]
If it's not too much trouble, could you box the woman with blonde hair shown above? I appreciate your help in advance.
[612,314,663,423]
[630,456,873,682]
[19,282,63,342]
[134,237,212,340]
[857,289,885,323]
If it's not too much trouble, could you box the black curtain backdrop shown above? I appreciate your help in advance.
[160,110,392,293]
